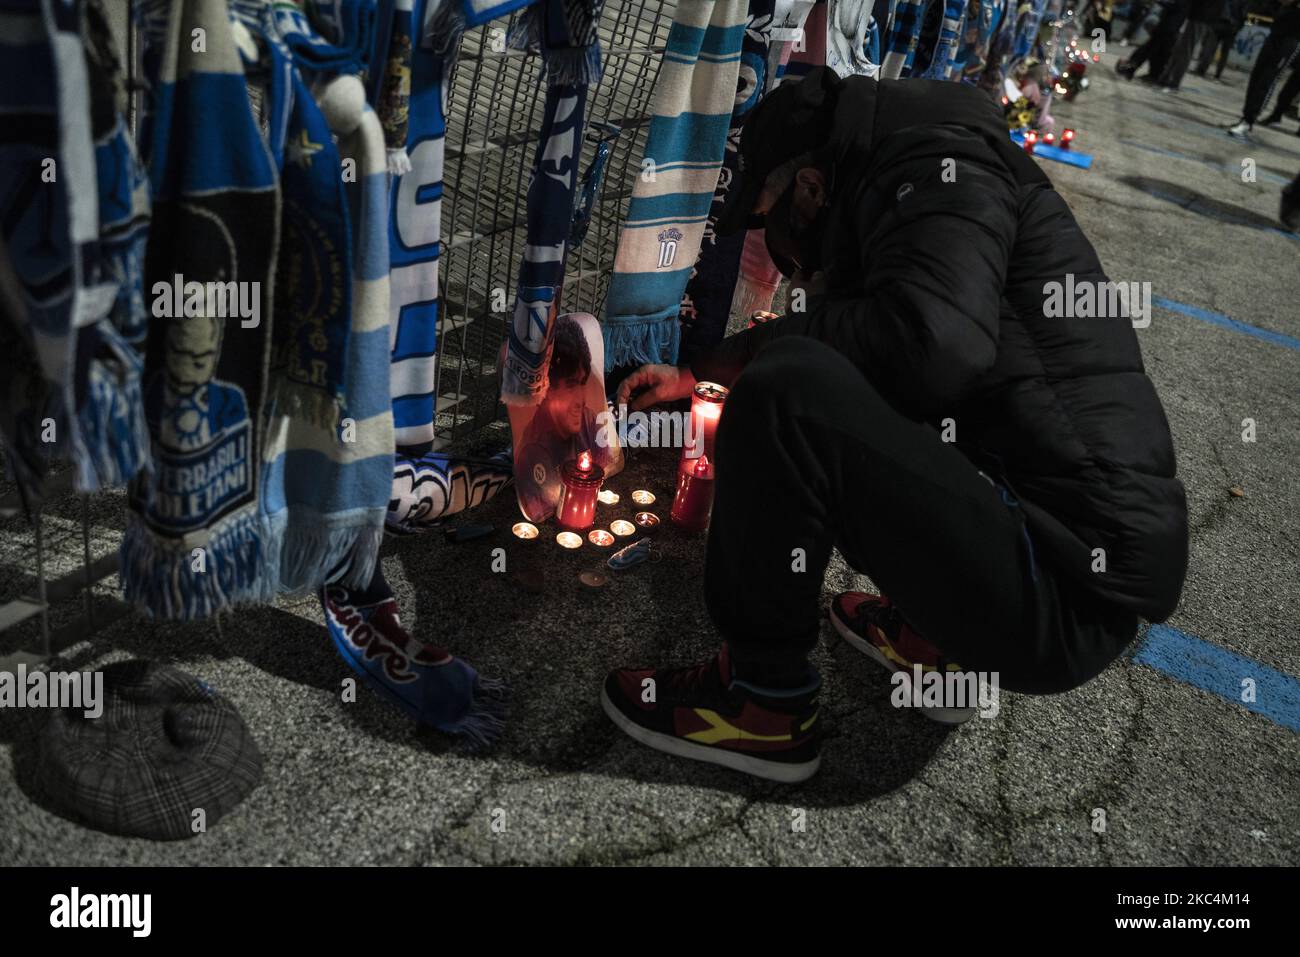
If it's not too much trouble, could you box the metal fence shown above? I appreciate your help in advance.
[0,0,676,657]
[433,0,676,447]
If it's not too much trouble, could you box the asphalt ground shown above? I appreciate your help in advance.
[1,50,1297,866]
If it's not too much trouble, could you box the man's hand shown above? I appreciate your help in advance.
[615,364,697,411]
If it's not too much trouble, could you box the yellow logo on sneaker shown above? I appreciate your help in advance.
[684,709,793,745]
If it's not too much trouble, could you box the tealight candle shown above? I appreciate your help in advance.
[588,529,615,547]
[556,531,583,549]
[670,453,714,532]
[633,511,660,530]
[512,522,539,540]
[610,519,635,537]
[597,489,620,505]
[631,490,655,506]
[556,449,605,531]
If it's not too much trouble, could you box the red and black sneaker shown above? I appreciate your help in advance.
[830,592,976,724]
[600,644,821,783]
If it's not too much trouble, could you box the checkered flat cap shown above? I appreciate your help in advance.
[35,660,262,841]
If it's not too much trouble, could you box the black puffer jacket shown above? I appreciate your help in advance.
[692,77,1188,622]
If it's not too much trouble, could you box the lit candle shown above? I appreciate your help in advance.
[683,382,728,469]
[597,489,620,505]
[512,522,539,540]
[556,449,604,531]
[556,531,583,549]
[588,529,615,547]
[610,519,635,537]
[633,511,659,531]
[748,311,779,329]
[631,489,655,506]
[670,453,714,532]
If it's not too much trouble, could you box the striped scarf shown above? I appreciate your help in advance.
[387,0,445,450]
[0,0,151,504]
[881,0,926,78]
[123,0,281,619]
[500,0,605,405]
[921,0,968,78]
[602,0,749,370]
[265,74,396,594]
[677,0,779,367]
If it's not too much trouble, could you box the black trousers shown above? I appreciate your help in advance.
[1242,31,1300,123]
[1266,63,1300,118]
[704,337,1138,695]
[1194,25,1238,78]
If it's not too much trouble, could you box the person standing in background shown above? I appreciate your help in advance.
[1227,0,1300,135]
[1116,0,1190,80]
[1158,0,1229,89]
[1194,0,1248,78]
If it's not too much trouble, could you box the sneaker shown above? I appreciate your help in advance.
[601,645,822,783]
[1261,113,1283,127]
[1281,180,1300,231]
[1227,119,1252,139]
[1114,59,1135,80]
[1159,86,1178,94]
[830,593,976,724]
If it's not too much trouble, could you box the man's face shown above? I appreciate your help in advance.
[759,167,828,276]
[546,370,588,438]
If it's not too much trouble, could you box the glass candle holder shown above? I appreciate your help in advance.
[748,310,779,329]
[684,381,728,468]
[556,449,605,531]
[670,453,715,532]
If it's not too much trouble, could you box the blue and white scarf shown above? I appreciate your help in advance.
[387,0,445,449]
[678,0,777,367]
[500,0,604,404]
[881,0,926,78]
[921,0,968,78]
[602,0,749,370]
[0,0,151,503]
[123,0,282,619]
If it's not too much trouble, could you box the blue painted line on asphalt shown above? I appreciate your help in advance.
[1153,296,1300,351]
[1119,138,1292,185]
[1133,625,1300,733]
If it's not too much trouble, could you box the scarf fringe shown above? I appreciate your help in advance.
[280,519,384,595]
[268,377,346,433]
[73,348,151,493]
[121,512,273,620]
[730,273,780,322]
[443,675,510,751]
[603,315,682,370]
[386,147,412,175]
[506,15,604,86]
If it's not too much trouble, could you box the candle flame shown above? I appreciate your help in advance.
[694,454,709,476]
[577,449,592,472]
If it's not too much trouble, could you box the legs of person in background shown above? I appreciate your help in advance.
[1230,31,1300,135]
[601,337,1137,780]
[1159,20,1214,90]
[1214,30,1238,79]
[1120,2,1152,44]
[1261,64,1300,125]
[1280,170,1300,230]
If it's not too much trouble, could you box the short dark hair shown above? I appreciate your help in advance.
[549,314,591,383]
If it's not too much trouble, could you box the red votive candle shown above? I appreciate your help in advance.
[556,449,604,531]
[670,453,715,532]
[683,381,728,467]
